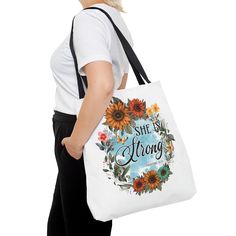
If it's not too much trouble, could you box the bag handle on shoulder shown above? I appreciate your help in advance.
[69,6,151,99]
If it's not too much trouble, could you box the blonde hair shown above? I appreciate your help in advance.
[104,0,126,13]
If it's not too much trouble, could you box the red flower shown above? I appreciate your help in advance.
[133,177,145,193]
[128,98,145,117]
[98,131,108,142]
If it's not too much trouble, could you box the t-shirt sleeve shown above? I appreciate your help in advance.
[124,61,130,74]
[73,12,112,76]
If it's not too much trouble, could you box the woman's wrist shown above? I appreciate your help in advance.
[70,133,85,150]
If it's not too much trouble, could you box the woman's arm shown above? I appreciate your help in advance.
[61,60,115,160]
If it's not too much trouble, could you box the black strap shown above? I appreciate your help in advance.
[69,16,87,98]
[69,6,151,99]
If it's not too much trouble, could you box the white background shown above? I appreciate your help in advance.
[0,0,235,235]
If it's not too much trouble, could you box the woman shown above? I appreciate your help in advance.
[47,0,134,235]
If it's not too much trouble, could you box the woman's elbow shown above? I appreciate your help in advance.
[102,79,115,97]
[84,61,115,97]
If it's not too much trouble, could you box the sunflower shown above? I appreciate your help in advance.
[146,107,153,116]
[105,101,131,130]
[151,103,160,113]
[144,170,161,190]
[157,164,172,182]
[166,141,174,153]
[128,98,145,117]
[133,177,145,193]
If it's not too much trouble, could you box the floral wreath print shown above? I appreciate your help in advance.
[95,97,175,196]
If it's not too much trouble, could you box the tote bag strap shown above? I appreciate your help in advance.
[69,18,87,98]
[69,7,151,99]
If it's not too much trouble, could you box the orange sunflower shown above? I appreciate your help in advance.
[128,98,145,117]
[144,170,161,190]
[105,101,131,130]
[133,177,145,193]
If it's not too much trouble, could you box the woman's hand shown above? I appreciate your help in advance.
[61,136,84,160]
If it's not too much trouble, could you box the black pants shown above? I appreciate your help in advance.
[47,110,112,236]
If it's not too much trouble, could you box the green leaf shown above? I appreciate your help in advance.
[118,176,123,181]
[167,134,175,141]
[120,183,132,188]
[114,165,122,177]
[143,113,148,120]
[125,125,132,134]
[130,120,136,127]
[114,170,118,178]
[107,145,112,153]
[95,143,105,150]
[103,169,109,172]
[119,176,127,182]
[160,120,166,131]
[111,155,115,163]
[120,184,132,190]
[157,185,162,191]
[112,96,123,104]
[121,165,130,178]
[109,163,113,170]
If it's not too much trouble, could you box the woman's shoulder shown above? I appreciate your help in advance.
[74,4,124,30]
[74,6,111,23]
[74,8,110,34]
[75,4,119,19]
[73,6,134,47]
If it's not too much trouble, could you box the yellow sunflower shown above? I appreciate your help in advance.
[146,107,153,116]
[167,141,174,153]
[144,170,161,190]
[151,103,160,113]
[105,101,131,130]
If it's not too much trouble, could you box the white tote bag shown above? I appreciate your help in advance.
[69,7,197,222]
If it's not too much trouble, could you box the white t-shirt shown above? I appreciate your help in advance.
[50,3,134,115]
